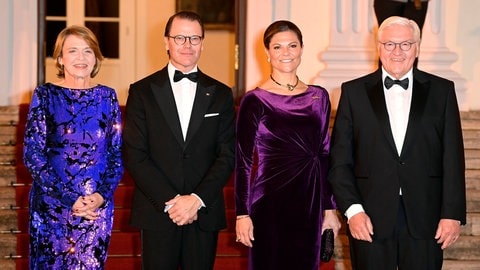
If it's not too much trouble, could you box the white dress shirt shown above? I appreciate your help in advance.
[382,67,413,156]
[168,62,198,140]
[345,68,413,221]
[167,62,205,208]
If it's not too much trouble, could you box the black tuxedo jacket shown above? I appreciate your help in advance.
[123,66,235,232]
[328,68,466,239]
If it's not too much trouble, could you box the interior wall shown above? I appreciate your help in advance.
[244,0,332,92]
[135,0,235,89]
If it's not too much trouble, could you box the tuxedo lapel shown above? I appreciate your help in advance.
[150,70,185,147]
[366,72,398,156]
[185,73,214,146]
[400,70,429,157]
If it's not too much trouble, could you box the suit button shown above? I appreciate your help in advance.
[399,161,405,165]
[183,154,190,159]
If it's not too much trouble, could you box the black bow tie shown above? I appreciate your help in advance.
[384,76,409,90]
[173,70,198,82]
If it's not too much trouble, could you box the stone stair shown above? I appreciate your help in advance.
[0,105,479,269]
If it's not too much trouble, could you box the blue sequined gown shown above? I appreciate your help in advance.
[23,83,123,269]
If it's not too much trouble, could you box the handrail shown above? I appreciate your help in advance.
[0,140,16,146]
[0,229,22,234]
[9,182,27,187]
[0,160,16,166]
[0,205,21,210]
[4,254,23,259]
[0,120,18,126]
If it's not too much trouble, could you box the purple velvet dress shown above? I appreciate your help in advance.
[23,83,123,269]
[235,86,336,270]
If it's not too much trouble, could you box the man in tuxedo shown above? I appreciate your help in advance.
[328,16,466,270]
[122,11,235,270]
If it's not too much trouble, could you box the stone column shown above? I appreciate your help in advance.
[418,0,468,110]
[313,0,377,108]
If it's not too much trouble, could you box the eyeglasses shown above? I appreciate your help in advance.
[379,41,416,51]
[168,35,203,45]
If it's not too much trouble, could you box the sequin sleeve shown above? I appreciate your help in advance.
[23,86,80,206]
[95,89,123,202]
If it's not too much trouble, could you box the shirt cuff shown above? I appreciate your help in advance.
[191,193,206,209]
[345,204,365,222]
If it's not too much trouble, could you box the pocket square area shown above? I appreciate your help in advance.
[204,113,219,117]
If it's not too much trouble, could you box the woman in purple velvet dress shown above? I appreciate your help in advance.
[23,25,123,269]
[234,21,342,269]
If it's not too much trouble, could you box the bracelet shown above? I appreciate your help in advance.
[236,215,249,220]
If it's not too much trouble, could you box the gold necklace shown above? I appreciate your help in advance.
[270,74,299,91]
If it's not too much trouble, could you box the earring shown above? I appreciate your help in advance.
[267,58,270,63]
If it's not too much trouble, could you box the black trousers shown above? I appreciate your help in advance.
[141,224,219,270]
[348,198,443,270]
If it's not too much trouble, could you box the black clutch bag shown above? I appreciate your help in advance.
[320,229,334,262]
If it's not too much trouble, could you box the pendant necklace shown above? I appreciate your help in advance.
[270,74,299,91]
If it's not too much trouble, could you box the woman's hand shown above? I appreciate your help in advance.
[322,209,342,237]
[235,215,254,247]
[72,193,105,220]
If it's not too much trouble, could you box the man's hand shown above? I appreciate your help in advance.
[166,195,202,226]
[348,212,374,242]
[435,219,461,250]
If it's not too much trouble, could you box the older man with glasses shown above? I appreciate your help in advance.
[328,16,466,270]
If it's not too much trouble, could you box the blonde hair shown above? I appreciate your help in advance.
[53,25,104,78]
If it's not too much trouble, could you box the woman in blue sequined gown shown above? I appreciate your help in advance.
[23,26,123,269]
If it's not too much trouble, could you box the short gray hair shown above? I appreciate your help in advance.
[377,16,421,43]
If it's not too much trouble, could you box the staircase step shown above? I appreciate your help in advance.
[463,129,480,138]
[214,256,248,270]
[217,231,248,257]
[444,235,480,260]
[0,209,19,232]
[0,187,15,208]
[463,213,480,236]
[467,158,480,171]
[443,260,480,270]
[113,185,134,208]
[105,256,141,269]
[467,188,480,213]
[0,168,15,186]
[466,169,480,190]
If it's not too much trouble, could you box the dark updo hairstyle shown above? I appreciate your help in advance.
[263,20,303,49]
[53,25,104,78]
